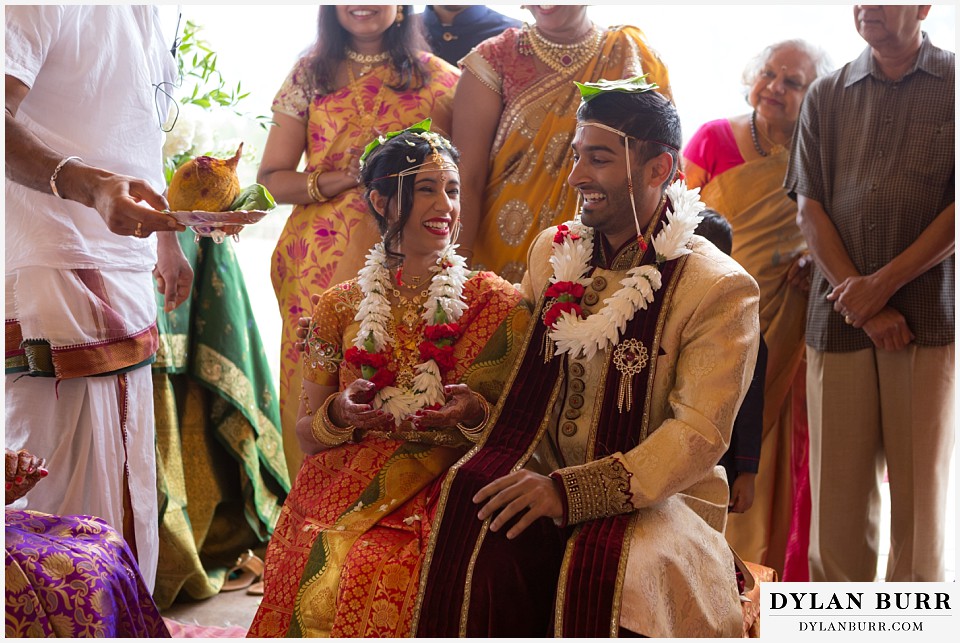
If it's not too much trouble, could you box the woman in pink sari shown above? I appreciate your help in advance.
[683,40,832,580]
[258,5,459,476]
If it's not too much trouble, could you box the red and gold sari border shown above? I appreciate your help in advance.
[5,319,27,373]
[5,322,159,379]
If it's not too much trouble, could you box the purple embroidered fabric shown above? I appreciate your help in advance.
[5,509,170,637]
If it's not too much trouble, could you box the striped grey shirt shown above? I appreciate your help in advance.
[785,33,954,352]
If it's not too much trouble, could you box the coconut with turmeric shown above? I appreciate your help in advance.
[168,143,243,212]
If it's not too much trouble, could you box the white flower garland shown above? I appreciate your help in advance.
[548,181,705,360]
[354,242,468,423]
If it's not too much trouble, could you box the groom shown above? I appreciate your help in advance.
[413,78,761,637]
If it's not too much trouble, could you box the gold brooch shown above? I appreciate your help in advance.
[613,338,648,412]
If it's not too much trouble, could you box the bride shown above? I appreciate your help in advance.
[249,121,531,637]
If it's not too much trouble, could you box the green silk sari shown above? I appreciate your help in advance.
[151,231,290,609]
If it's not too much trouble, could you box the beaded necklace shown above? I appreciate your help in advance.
[749,110,792,157]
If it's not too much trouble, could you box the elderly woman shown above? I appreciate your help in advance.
[452,4,671,283]
[682,39,832,581]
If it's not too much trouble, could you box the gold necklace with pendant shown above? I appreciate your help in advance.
[392,285,430,331]
[346,48,390,76]
[346,60,387,138]
[387,316,425,389]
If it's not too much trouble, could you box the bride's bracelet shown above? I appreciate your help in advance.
[456,392,490,443]
[311,393,355,446]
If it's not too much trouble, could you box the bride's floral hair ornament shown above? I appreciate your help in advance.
[358,118,461,282]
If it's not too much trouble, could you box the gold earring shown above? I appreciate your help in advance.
[395,6,404,26]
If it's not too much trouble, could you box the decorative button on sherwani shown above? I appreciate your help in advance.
[568,394,584,409]
[570,362,585,377]
[591,276,607,291]
[561,421,578,437]
[570,378,585,393]
[583,291,599,306]
[564,408,581,420]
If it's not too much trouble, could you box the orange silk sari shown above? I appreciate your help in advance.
[248,272,530,637]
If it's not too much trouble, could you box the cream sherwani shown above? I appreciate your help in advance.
[521,229,760,637]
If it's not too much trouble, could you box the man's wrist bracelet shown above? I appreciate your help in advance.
[50,155,82,199]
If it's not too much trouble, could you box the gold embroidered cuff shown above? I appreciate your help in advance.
[311,393,355,446]
[551,456,634,525]
[455,392,490,443]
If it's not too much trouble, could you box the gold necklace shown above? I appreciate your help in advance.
[346,48,390,76]
[347,61,387,139]
[387,317,424,389]
[525,24,602,74]
[392,286,431,330]
[752,111,792,156]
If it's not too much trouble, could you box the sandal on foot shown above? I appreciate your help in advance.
[220,549,264,592]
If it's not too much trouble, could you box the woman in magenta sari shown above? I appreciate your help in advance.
[682,40,832,580]
[5,448,169,637]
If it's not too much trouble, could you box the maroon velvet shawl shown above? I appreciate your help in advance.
[417,216,686,637]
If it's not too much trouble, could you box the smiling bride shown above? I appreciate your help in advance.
[247,121,531,637]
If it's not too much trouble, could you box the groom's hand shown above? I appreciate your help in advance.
[473,470,563,539]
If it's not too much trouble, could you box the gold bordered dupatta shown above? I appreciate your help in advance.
[414,212,689,637]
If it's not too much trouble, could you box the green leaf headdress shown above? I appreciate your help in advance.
[574,74,659,103]
[573,75,676,242]
[359,118,434,170]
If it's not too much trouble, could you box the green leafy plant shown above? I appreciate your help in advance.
[163,20,272,183]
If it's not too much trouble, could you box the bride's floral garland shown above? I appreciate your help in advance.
[544,180,705,361]
[345,242,469,425]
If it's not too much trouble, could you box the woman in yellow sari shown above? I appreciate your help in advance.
[683,39,831,580]
[453,4,671,283]
[248,124,531,637]
[258,5,459,476]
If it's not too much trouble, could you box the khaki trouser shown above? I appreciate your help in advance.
[806,344,954,581]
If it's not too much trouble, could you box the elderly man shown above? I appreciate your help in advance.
[785,4,954,582]
[413,78,760,637]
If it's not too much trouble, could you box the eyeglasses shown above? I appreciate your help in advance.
[758,69,808,91]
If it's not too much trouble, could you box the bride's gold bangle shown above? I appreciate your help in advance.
[456,392,490,443]
[311,393,355,446]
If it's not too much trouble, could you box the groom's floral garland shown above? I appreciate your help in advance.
[543,180,705,361]
[345,242,469,425]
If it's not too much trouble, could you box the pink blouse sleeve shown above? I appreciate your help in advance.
[271,58,312,122]
[683,119,744,181]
